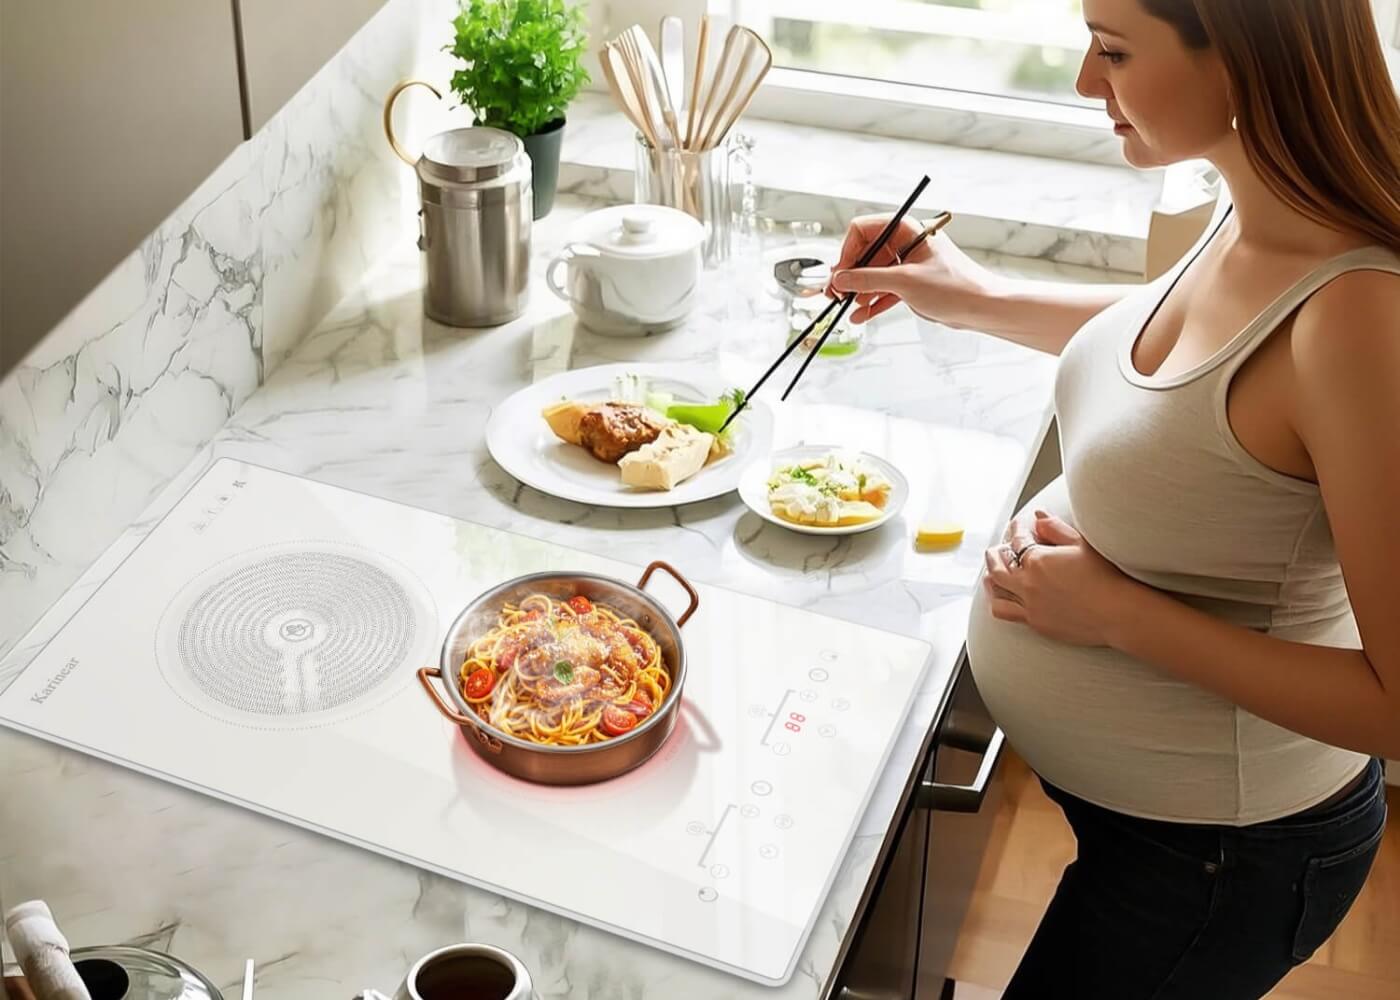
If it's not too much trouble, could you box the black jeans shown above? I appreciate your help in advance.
[1003,758,1388,1000]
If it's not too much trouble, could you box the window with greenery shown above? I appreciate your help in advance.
[731,0,1092,107]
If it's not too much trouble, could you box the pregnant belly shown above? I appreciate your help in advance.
[970,483,1366,823]
[967,586,1251,819]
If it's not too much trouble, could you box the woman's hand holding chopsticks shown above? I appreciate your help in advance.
[829,214,998,327]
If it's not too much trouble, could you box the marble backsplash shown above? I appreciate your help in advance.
[0,0,459,657]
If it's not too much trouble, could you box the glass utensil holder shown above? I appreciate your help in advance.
[634,133,754,269]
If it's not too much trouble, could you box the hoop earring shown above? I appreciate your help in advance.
[1231,114,1239,131]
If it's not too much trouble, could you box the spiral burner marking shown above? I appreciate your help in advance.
[174,550,420,717]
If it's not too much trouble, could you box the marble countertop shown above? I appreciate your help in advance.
[0,195,1118,998]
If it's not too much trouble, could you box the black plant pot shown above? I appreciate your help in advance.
[520,117,565,220]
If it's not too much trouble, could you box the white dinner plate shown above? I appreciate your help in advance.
[486,363,773,508]
[738,445,909,535]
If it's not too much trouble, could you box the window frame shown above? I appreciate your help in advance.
[588,0,1399,162]
[586,0,1121,164]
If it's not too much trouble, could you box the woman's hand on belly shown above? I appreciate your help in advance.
[983,510,1144,646]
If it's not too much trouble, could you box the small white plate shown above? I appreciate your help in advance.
[738,446,909,535]
[486,363,773,508]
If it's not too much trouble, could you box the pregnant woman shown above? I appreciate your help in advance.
[831,1,1398,996]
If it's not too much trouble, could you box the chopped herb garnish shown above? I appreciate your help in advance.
[786,466,818,486]
[553,661,575,685]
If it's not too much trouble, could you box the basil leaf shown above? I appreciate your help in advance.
[553,660,575,685]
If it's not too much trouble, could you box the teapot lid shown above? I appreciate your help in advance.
[69,945,223,1000]
[420,127,525,183]
[568,204,705,259]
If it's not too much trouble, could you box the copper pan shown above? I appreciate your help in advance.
[418,560,698,785]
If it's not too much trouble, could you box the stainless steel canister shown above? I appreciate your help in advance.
[384,79,534,328]
[411,127,532,327]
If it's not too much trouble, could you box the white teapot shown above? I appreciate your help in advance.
[546,204,704,336]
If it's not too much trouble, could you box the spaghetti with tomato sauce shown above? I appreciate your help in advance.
[458,593,669,745]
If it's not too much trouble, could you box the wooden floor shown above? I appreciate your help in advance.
[943,753,1400,1000]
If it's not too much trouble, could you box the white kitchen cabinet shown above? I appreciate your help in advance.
[234,0,391,133]
[0,0,245,374]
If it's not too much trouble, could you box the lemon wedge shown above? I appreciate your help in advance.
[915,522,965,550]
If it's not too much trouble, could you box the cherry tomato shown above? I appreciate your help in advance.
[464,668,496,700]
[626,632,649,660]
[567,595,593,616]
[601,704,638,736]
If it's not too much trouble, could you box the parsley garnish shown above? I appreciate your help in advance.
[553,661,575,685]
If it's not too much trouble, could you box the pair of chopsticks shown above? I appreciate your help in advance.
[717,177,951,434]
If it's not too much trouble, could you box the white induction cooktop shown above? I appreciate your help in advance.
[0,460,929,986]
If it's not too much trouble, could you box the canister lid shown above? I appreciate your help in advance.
[68,945,223,1000]
[567,204,705,259]
[420,127,526,183]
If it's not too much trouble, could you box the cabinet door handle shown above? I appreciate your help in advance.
[918,727,1005,813]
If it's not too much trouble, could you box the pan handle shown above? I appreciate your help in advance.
[417,666,475,725]
[417,667,504,754]
[637,560,700,627]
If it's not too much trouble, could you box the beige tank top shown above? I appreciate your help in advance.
[968,203,1400,825]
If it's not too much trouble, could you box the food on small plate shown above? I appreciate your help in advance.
[766,451,895,528]
[459,592,670,745]
[539,375,745,491]
[619,423,713,490]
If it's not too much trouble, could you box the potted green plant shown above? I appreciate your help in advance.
[447,0,590,220]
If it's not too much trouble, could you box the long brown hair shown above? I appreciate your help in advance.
[1142,0,1400,250]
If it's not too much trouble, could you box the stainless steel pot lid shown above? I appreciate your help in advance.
[69,945,222,1000]
[420,126,525,183]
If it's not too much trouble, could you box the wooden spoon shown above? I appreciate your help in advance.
[600,41,660,150]
[699,27,772,151]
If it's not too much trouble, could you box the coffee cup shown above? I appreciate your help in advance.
[356,944,534,1000]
